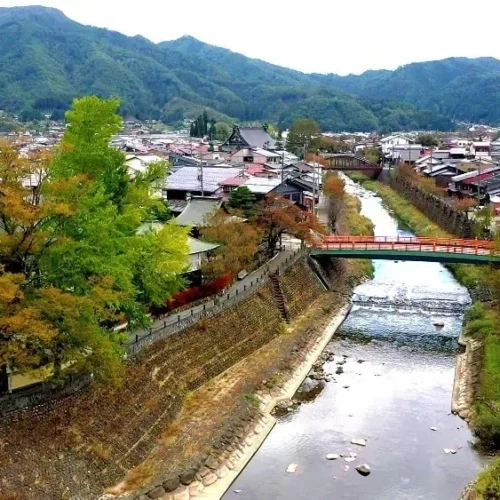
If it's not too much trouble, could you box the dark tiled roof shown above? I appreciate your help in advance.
[175,197,223,227]
[238,127,276,149]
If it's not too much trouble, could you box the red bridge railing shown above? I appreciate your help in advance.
[317,236,496,256]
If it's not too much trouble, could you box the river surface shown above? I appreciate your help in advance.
[224,178,487,500]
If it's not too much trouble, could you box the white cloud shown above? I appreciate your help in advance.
[1,0,499,75]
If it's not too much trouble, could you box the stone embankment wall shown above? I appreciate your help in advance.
[0,259,326,499]
[279,258,326,318]
[389,177,477,238]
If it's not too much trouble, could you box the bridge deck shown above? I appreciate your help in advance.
[312,236,500,264]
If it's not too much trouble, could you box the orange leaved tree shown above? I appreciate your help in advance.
[323,172,346,232]
[201,210,262,283]
[256,194,325,256]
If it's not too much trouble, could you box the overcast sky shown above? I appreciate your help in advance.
[1,0,500,75]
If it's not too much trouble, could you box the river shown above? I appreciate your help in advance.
[223,178,488,500]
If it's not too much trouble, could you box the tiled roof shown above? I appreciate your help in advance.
[242,177,282,194]
[165,167,241,193]
[175,197,223,227]
[239,127,276,149]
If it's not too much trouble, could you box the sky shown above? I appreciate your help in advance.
[1,0,500,75]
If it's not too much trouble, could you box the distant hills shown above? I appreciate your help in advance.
[0,6,499,131]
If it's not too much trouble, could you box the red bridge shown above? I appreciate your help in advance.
[321,154,382,172]
[312,236,499,264]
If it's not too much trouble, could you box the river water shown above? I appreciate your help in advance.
[223,178,487,500]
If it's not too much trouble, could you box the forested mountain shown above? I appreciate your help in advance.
[315,58,500,124]
[0,6,495,131]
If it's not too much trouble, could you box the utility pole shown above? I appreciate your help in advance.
[200,160,205,197]
[281,150,285,182]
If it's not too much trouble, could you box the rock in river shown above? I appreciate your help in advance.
[286,463,299,473]
[356,464,371,476]
[325,454,339,460]
[351,438,367,447]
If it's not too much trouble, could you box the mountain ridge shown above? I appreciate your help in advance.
[1,6,497,130]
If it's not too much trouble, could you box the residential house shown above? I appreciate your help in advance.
[125,154,164,177]
[175,196,223,236]
[450,148,468,160]
[491,140,500,161]
[423,164,466,188]
[240,176,315,209]
[448,165,500,200]
[163,166,241,200]
[471,141,491,159]
[221,125,276,152]
[230,148,281,165]
[380,134,411,155]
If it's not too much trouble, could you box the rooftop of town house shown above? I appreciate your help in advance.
[164,166,241,193]
[449,147,468,155]
[219,176,246,187]
[451,165,500,183]
[380,134,410,142]
[222,125,276,150]
[252,148,281,158]
[167,199,188,214]
[241,176,282,194]
[245,164,269,175]
[463,171,500,185]
[175,196,223,227]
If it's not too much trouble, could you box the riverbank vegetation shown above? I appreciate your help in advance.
[351,176,500,453]
[323,172,374,279]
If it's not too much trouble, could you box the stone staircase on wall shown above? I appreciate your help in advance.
[270,273,289,322]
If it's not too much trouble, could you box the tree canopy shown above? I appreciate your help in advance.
[227,186,257,218]
[0,96,189,392]
[257,194,324,256]
[286,119,322,156]
[201,211,261,283]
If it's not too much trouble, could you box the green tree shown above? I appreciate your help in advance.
[0,96,190,392]
[363,147,383,165]
[227,186,257,218]
[215,122,231,141]
[208,120,217,140]
[286,119,321,157]
[417,133,439,148]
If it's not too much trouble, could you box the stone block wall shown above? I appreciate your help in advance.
[1,261,327,499]
[390,178,478,238]
[278,258,325,319]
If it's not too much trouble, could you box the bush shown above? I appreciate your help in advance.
[476,457,500,499]
[154,273,233,314]
[473,335,500,446]
[464,303,498,338]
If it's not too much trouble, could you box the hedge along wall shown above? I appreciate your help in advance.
[0,261,325,499]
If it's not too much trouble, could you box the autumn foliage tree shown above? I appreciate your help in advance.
[201,211,262,282]
[323,172,346,232]
[257,194,324,256]
[0,96,189,393]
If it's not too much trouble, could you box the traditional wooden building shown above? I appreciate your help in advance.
[221,126,276,152]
